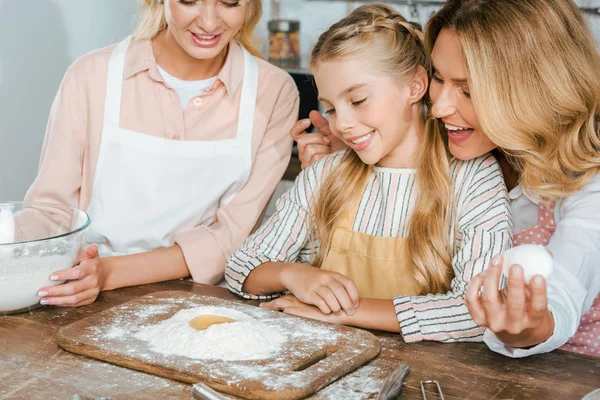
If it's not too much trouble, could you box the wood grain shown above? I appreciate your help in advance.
[1,281,598,399]
[0,316,190,399]
[56,291,381,400]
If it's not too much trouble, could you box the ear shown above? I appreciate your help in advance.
[408,65,429,104]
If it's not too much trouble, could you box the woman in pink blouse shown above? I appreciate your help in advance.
[28,0,299,307]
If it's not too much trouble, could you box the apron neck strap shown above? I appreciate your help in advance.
[335,173,370,231]
[235,43,258,142]
[103,36,132,128]
[538,201,557,233]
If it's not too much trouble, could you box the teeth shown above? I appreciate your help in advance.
[445,124,469,131]
[351,132,373,144]
[194,33,217,39]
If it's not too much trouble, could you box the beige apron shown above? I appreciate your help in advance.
[320,181,421,299]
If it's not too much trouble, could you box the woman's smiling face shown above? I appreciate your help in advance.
[429,29,497,160]
[165,0,247,61]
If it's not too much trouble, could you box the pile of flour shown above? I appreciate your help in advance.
[134,306,287,361]
[0,254,72,312]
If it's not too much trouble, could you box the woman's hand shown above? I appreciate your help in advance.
[280,263,359,316]
[290,110,346,169]
[37,244,107,307]
[260,294,336,323]
[465,255,555,348]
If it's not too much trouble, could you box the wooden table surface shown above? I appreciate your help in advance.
[1,280,598,400]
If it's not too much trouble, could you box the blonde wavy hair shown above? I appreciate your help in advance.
[133,0,263,57]
[426,0,600,202]
[310,4,454,295]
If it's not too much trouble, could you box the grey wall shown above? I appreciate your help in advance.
[0,0,139,200]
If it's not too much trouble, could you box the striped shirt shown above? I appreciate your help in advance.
[226,150,512,343]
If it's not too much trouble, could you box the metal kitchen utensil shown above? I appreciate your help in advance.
[376,363,410,400]
[420,380,445,400]
[192,383,229,400]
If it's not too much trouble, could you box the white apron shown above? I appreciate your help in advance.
[85,37,258,256]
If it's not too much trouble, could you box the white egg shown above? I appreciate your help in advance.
[501,244,553,284]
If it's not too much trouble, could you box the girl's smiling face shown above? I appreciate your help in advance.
[314,58,425,168]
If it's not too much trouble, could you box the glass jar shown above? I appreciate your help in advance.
[268,19,300,68]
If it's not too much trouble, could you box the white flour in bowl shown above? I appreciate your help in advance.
[0,254,72,312]
[134,306,287,361]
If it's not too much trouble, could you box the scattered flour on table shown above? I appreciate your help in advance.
[315,363,385,399]
[134,306,287,361]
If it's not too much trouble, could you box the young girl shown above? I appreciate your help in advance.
[226,4,512,341]
[292,0,600,357]
[27,0,298,307]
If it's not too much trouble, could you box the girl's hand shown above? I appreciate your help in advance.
[290,110,346,169]
[280,264,359,316]
[260,294,335,323]
[465,255,555,348]
[37,244,106,307]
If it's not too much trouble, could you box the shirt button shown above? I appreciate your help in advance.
[192,97,203,108]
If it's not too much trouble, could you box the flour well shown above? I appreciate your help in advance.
[135,306,287,361]
[0,254,72,312]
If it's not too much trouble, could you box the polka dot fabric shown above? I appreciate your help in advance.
[513,202,600,357]
[560,307,600,357]
[512,202,556,246]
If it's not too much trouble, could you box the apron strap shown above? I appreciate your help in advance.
[103,36,132,129]
[335,174,370,232]
[236,44,258,142]
[538,201,557,233]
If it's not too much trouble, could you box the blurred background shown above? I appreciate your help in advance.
[0,0,598,201]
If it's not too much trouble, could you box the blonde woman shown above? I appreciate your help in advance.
[27,0,299,306]
[226,4,511,341]
[293,0,600,357]
[430,0,600,358]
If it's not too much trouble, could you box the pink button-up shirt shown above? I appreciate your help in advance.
[24,38,299,284]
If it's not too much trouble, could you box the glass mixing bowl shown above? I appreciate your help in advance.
[583,389,600,400]
[0,202,90,315]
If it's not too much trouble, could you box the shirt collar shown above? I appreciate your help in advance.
[123,38,245,99]
[509,184,540,205]
[123,38,162,82]
[212,41,245,99]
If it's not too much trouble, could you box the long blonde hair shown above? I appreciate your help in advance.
[426,0,600,202]
[133,0,263,58]
[310,4,454,295]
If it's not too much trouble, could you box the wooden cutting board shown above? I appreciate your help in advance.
[56,291,381,400]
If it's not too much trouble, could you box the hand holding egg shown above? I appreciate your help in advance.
[466,246,556,348]
[501,244,553,285]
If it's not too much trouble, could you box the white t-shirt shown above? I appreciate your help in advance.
[157,65,217,110]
